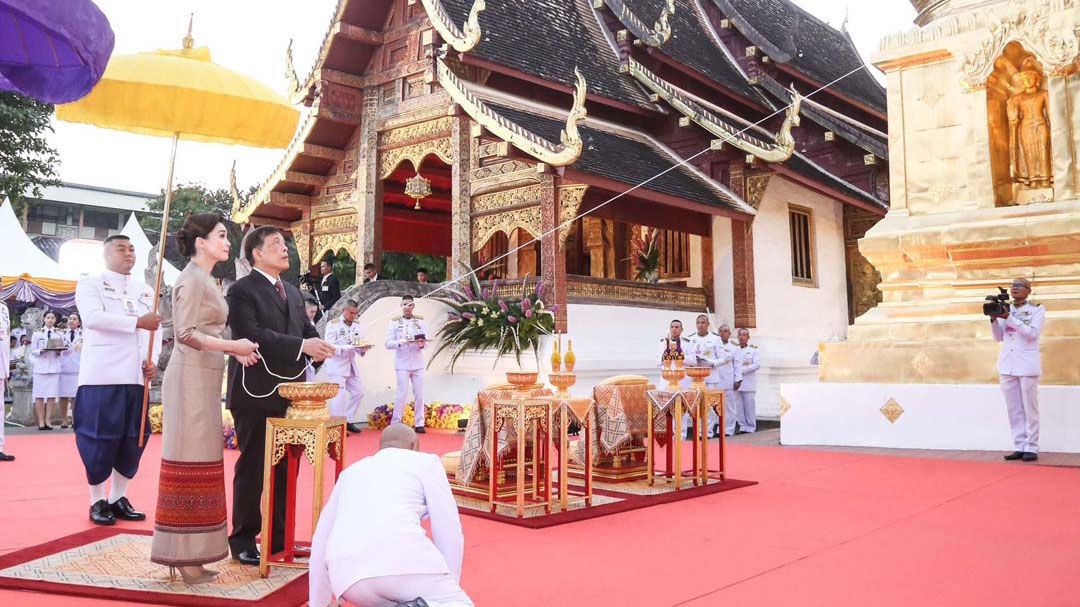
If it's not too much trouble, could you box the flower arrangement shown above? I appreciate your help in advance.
[367,402,466,431]
[629,227,660,283]
[430,271,556,372]
[148,404,164,434]
[149,403,240,450]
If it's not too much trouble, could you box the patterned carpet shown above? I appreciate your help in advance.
[0,529,307,607]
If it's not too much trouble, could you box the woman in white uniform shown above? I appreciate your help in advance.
[30,310,64,431]
[58,312,83,428]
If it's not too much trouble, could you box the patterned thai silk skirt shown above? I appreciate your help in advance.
[150,352,229,567]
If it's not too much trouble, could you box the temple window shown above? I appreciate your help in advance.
[658,229,691,279]
[789,205,817,286]
[474,231,509,280]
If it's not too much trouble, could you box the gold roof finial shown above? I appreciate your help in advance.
[182,13,195,50]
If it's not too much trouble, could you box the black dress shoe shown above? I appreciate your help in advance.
[0,452,13,461]
[414,426,426,434]
[1022,452,1039,462]
[110,496,146,521]
[233,549,261,566]
[90,499,116,526]
[393,599,430,607]
[1004,451,1025,461]
[346,423,363,434]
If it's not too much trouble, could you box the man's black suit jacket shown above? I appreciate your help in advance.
[319,273,341,310]
[226,272,319,416]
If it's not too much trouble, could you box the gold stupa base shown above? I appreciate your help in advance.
[819,337,1080,385]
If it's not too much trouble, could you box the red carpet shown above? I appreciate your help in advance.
[2,430,1079,607]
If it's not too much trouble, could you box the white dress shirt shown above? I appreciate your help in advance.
[309,448,464,607]
[385,316,427,371]
[75,269,161,386]
[734,345,761,392]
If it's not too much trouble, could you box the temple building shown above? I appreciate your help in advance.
[232,0,890,416]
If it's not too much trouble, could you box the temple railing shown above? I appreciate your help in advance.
[483,276,706,312]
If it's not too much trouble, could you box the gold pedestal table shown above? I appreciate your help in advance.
[541,394,594,512]
[489,396,553,518]
[645,388,703,491]
[259,383,346,578]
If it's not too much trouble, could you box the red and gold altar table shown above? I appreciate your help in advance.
[645,388,703,491]
[571,376,656,483]
[453,385,553,502]
[541,395,594,512]
[700,388,727,483]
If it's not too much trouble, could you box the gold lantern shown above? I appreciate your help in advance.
[405,172,432,210]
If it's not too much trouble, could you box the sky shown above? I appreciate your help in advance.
[48,0,917,196]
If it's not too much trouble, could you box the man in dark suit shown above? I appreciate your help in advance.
[318,259,342,311]
[226,226,336,566]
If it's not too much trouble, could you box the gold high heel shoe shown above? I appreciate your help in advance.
[168,566,216,585]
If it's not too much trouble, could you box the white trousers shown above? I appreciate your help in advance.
[326,374,363,422]
[393,369,425,427]
[1001,374,1040,453]
[733,391,756,433]
[0,379,5,451]
[722,389,740,435]
[342,573,473,607]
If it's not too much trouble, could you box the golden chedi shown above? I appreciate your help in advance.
[819,0,1080,387]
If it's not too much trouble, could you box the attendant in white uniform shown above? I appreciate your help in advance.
[687,315,723,437]
[325,300,371,434]
[75,234,162,526]
[713,325,741,437]
[310,424,471,607]
[656,319,692,390]
[58,312,83,428]
[386,296,427,433]
[732,328,760,434]
[0,301,14,461]
[991,278,1045,462]
[30,310,63,431]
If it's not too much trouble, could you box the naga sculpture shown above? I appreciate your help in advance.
[423,0,486,54]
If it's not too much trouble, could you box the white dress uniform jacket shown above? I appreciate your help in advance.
[30,328,64,374]
[385,316,427,371]
[0,303,8,451]
[309,448,464,607]
[60,328,82,375]
[76,270,162,387]
[323,318,365,378]
[734,345,761,392]
[992,302,1045,376]
[686,332,730,386]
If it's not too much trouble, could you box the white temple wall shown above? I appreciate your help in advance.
[711,216,735,323]
[735,176,851,418]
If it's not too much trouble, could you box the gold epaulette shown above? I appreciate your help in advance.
[391,316,401,321]
[413,314,424,320]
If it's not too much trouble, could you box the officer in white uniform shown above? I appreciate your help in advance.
[385,296,427,433]
[657,319,693,390]
[991,277,1045,462]
[711,324,741,437]
[0,301,13,461]
[732,328,760,434]
[74,234,162,526]
[687,315,727,437]
[324,300,370,434]
[58,313,83,428]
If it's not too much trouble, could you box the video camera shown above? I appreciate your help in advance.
[982,287,1010,317]
[299,271,317,287]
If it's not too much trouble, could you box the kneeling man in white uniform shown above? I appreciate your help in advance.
[309,424,471,607]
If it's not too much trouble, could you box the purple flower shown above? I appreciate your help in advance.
[535,282,545,299]
[464,284,475,300]
[525,308,534,318]
[508,316,519,324]
[462,312,476,320]
[520,297,530,310]
[483,287,491,300]
[448,313,462,322]
[550,304,560,314]
[498,299,509,313]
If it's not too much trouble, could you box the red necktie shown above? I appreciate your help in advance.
[275,280,287,302]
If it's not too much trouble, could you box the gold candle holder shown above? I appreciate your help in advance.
[661,366,686,391]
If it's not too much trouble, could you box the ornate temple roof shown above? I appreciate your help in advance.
[441,0,654,108]
[612,0,762,103]
[709,0,887,114]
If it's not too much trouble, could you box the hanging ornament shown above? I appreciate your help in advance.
[405,172,432,210]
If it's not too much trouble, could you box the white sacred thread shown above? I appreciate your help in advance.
[239,345,314,399]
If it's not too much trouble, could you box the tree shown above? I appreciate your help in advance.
[380,252,447,282]
[0,92,61,216]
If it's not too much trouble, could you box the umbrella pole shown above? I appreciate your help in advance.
[138,132,180,448]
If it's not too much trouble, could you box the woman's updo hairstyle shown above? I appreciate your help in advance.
[176,212,226,258]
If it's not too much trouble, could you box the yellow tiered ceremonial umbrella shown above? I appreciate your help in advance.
[56,19,300,444]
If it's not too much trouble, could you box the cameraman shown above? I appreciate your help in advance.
[990,277,1045,462]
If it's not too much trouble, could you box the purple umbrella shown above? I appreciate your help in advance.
[0,0,113,104]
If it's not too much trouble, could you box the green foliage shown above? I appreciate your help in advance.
[333,252,356,290]
[0,92,61,216]
[428,272,555,373]
[381,252,447,282]
[630,228,660,282]
[139,183,233,235]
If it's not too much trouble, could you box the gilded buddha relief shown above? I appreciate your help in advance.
[987,42,1053,206]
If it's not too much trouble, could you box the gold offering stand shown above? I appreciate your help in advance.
[684,366,726,484]
[259,382,346,577]
[544,368,594,512]
[489,371,554,518]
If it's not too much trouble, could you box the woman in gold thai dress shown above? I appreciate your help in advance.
[150,213,258,584]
